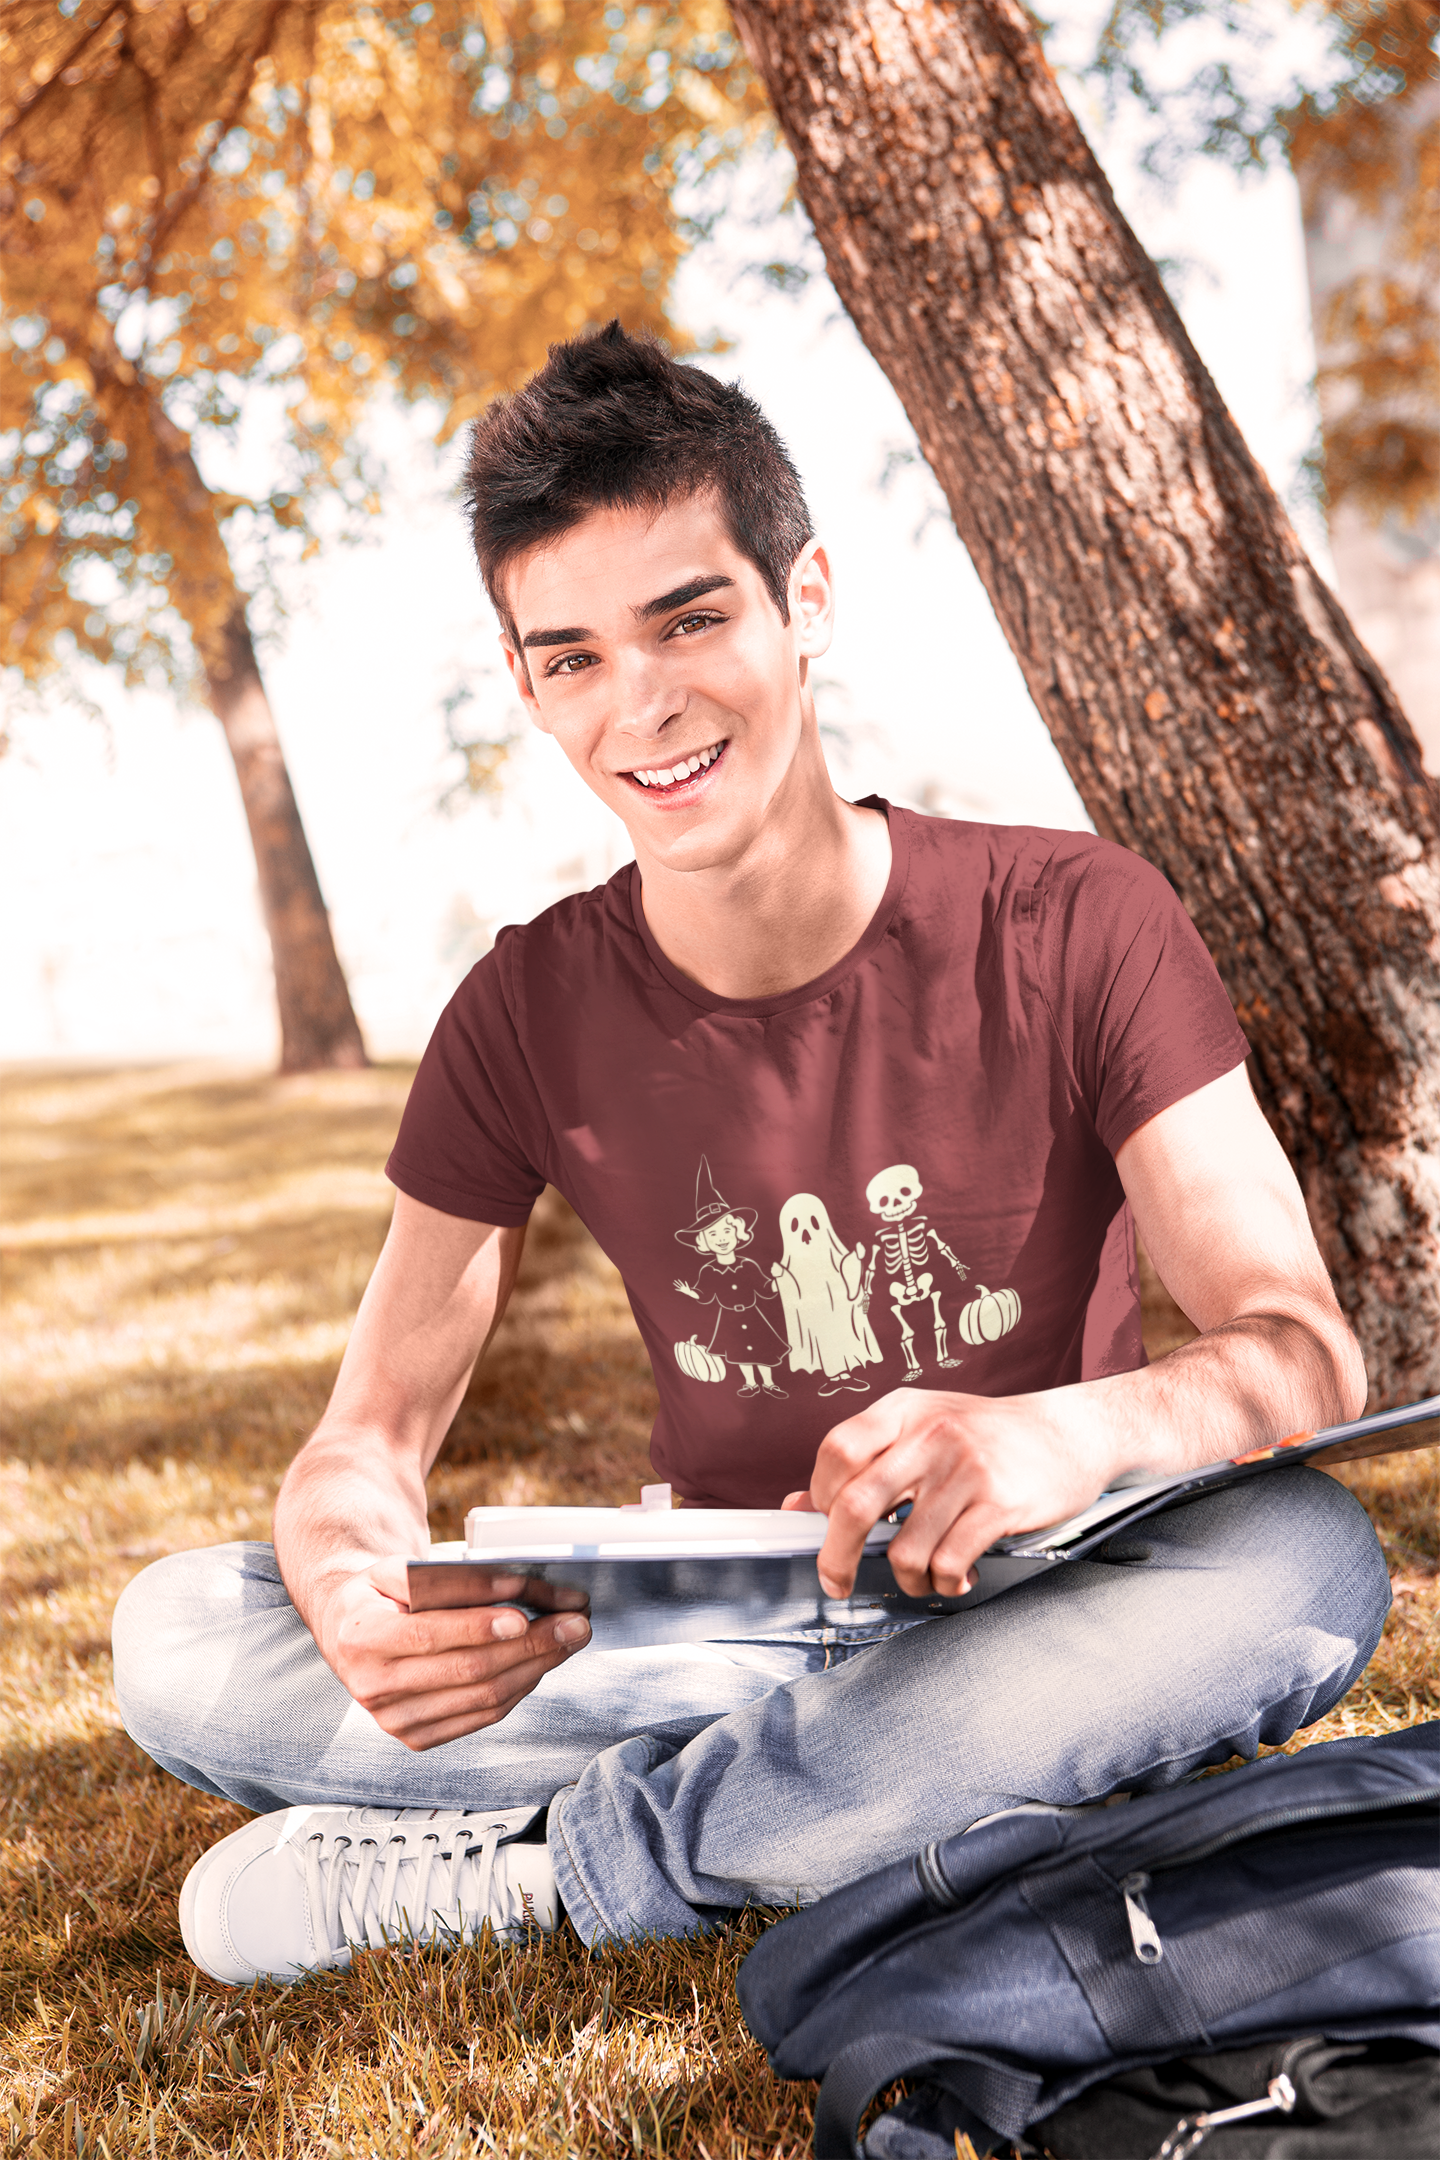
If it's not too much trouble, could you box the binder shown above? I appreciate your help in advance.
[405,1395,1438,1651]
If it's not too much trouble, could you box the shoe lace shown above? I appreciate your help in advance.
[301,1819,532,1959]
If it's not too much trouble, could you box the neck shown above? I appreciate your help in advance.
[634,754,893,1001]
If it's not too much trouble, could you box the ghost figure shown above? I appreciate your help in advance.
[772,1193,882,1394]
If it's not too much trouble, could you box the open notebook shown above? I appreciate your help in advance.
[406,1395,1438,1650]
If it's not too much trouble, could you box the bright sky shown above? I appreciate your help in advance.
[1,65,1327,1066]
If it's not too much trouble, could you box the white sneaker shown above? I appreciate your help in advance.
[179,1803,558,1985]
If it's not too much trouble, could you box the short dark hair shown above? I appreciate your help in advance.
[463,321,814,635]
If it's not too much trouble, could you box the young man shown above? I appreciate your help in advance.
[113,324,1388,1983]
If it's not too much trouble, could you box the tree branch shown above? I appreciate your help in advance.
[1,3,124,134]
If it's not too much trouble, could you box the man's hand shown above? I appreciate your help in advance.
[318,1560,592,1752]
[783,1065,1365,1603]
[786,1388,1099,1599]
[273,1198,600,1747]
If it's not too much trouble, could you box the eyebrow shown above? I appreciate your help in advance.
[521,624,592,650]
[633,572,735,622]
[519,572,736,651]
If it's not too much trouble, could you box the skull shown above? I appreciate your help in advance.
[866,1164,922,1221]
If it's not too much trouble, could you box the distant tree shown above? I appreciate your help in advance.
[731,0,1440,1403]
[1090,0,1439,767]
[1,0,761,1069]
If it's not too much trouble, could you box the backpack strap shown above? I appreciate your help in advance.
[812,2033,949,2159]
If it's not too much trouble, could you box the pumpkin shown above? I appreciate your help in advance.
[675,1335,726,1383]
[957,1284,1022,1346]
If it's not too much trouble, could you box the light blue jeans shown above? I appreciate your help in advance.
[111,1469,1390,1947]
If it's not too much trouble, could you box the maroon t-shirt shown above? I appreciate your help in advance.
[387,807,1248,1505]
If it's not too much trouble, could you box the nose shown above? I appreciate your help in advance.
[612,649,690,746]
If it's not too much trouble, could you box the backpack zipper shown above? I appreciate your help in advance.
[1140,1786,1433,1877]
[1120,1873,1164,1963]
[1114,1787,1434,1965]
[1152,2073,1298,2159]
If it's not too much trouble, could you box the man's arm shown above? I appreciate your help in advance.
[800,1064,1367,1600]
[272,1191,591,1751]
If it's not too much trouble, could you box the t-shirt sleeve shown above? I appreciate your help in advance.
[1029,836,1250,1157]
[386,932,549,1225]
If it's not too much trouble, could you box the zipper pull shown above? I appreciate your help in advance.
[1121,1871,1164,1963]
[1150,2071,1297,2157]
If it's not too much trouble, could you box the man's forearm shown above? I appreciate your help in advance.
[1060,1303,1367,1490]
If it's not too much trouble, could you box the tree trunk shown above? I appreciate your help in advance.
[730,0,1440,1404]
[204,605,369,1074]
[1295,83,1440,776]
[131,374,368,1073]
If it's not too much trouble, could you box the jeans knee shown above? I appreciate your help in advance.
[111,1542,266,1752]
[1241,1469,1392,1708]
[1292,1467,1389,1627]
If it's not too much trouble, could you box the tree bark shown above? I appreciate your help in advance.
[132,376,368,1073]
[204,604,369,1074]
[1295,83,1440,775]
[730,0,1440,1404]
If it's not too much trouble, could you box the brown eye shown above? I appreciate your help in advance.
[810,1215,820,1229]
[789,1216,799,1231]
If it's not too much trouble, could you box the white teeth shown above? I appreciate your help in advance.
[630,743,724,788]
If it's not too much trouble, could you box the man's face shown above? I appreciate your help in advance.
[499,493,834,874]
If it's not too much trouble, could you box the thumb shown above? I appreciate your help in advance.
[366,1555,414,1609]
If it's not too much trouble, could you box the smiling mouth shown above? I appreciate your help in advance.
[624,739,728,793]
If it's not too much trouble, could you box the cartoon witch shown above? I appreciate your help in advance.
[673,1158,789,1400]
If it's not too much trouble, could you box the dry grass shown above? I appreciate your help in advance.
[2,1064,1435,2158]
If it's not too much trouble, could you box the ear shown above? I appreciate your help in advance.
[789,538,835,663]
[500,630,549,735]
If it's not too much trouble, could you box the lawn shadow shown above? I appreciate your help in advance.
[0,1723,247,2037]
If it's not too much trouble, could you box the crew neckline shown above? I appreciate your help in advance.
[626,798,910,1018]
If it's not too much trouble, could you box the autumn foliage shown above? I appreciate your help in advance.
[1094,0,1439,532]
[0,0,762,693]
[1,1,765,1069]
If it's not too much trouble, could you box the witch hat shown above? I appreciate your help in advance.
[675,1156,759,1245]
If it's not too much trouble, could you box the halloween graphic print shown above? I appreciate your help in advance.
[670,1156,1022,1402]
[672,1159,790,1399]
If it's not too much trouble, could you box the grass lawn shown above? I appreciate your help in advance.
[3,1062,1436,2158]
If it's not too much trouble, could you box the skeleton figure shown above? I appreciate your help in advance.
[772,1193,882,1394]
[862,1164,969,1381]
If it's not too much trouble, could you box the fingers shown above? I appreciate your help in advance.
[368,1555,589,1618]
[350,1614,590,1747]
[883,1485,997,1597]
[328,1571,592,1744]
[810,1388,1013,1598]
[809,1394,912,1513]
[813,1399,929,1596]
[378,1641,578,1750]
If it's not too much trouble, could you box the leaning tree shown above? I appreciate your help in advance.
[729,0,1440,1403]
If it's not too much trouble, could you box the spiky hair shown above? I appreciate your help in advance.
[463,320,814,631]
